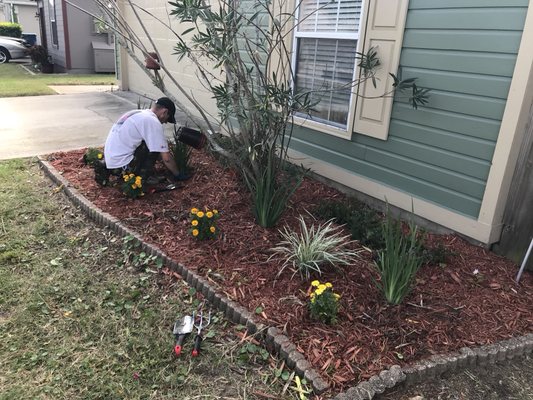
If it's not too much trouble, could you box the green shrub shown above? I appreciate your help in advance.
[247,157,304,228]
[374,211,423,305]
[83,147,104,166]
[270,216,360,280]
[315,200,385,249]
[168,136,192,176]
[419,242,456,266]
[0,22,22,38]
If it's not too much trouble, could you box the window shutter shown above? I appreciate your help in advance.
[352,0,409,140]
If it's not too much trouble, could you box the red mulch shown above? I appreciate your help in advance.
[47,148,533,395]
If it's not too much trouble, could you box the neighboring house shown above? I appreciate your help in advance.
[0,0,40,44]
[118,1,533,257]
[35,0,115,73]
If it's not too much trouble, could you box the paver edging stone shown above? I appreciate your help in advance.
[38,158,533,398]
[38,158,329,394]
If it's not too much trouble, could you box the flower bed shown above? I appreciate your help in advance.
[47,148,533,394]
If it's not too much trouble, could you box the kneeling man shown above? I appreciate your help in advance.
[104,97,180,181]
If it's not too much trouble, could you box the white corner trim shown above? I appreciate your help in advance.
[477,4,533,235]
[288,148,497,244]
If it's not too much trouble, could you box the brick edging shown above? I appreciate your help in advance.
[331,334,533,400]
[38,158,533,398]
[38,158,329,394]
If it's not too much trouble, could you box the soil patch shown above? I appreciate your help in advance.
[47,149,533,396]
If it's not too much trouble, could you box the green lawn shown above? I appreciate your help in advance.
[0,63,117,97]
[0,159,303,399]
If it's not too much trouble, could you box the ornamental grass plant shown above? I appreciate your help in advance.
[270,216,360,280]
[374,210,424,305]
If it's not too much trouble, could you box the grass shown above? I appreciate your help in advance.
[0,159,305,399]
[0,63,117,97]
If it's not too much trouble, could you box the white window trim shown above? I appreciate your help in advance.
[290,0,368,139]
[289,0,409,141]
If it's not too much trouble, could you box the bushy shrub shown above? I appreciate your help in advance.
[0,22,22,38]
[315,200,385,249]
[28,45,50,66]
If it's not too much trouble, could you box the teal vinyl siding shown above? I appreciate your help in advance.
[291,0,529,218]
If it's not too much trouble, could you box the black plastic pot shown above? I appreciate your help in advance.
[177,127,206,149]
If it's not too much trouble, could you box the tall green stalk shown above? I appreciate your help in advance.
[374,211,423,305]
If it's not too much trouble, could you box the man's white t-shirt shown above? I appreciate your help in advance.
[104,109,169,169]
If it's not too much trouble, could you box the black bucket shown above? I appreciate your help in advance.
[177,127,206,149]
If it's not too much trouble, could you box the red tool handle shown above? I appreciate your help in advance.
[174,334,186,356]
[192,335,202,357]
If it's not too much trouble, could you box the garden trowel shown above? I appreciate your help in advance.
[173,315,193,356]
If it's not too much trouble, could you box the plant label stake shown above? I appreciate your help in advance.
[173,315,193,356]
[192,310,211,357]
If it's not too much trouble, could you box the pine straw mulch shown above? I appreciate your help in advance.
[46,148,533,396]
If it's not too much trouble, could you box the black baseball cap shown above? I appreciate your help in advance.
[156,97,176,124]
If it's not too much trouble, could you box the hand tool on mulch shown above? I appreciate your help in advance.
[191,310,211,357]
[148,183,182,194]
[173,314,194,356]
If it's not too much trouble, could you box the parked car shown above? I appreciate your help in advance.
[0,37,29,64]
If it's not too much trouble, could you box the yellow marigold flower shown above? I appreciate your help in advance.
[315,288,324,296]
[191,208,198,214]
[192,229,199,237]
[325,282,332,288]
[97,153,103,159]
[213,209,218,214]
[131,184,137,189]
[334,293,341,300]
[318,284,327,291]
[197,211,205,218]
[206,211,213,218]
[129,173,134,178]
[309,292,315,298]
[210,226,216,233]
[311,280,320,287]
[124,175,129,182]
[310,298,315,304]
[191,220,198,226]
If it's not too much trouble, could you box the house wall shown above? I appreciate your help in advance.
[65,0,112,73]
[39,0,66,68]
[118,0,533,244]
[288,0,529,243]
[120,1,219,124]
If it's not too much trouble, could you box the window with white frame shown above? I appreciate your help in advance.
[292,0,363,129]
[48,0,58,46]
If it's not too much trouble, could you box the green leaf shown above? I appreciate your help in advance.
[254,306,263,314]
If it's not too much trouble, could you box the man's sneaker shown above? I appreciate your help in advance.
[94,160,111,186]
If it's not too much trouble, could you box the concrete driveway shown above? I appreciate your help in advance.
[0,90,142,160]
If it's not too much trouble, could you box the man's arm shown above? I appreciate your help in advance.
[160,151,180,177]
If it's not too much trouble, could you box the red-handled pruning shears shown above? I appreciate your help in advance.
[191,310,211,357]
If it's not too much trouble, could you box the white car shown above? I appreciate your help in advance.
[0,36,29,64]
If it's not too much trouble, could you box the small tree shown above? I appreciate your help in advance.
[67,0,428,227]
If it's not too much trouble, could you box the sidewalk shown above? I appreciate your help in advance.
[0,89,148,160]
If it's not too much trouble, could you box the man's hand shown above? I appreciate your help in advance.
[160,151,179,177]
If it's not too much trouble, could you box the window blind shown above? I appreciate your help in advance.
[293,0,362,127]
